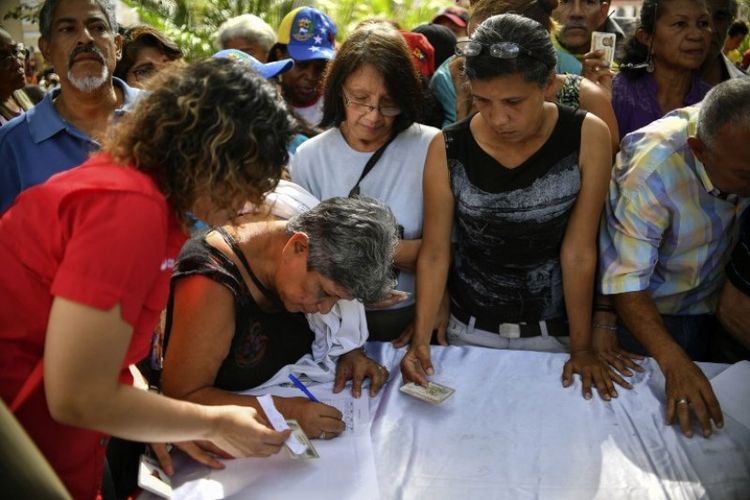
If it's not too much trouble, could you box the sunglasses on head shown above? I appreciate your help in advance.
[455,40,542,62]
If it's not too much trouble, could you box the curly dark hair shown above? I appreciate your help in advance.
[102,58,294,220]
[319,24,423,135]
[114,25,183,81]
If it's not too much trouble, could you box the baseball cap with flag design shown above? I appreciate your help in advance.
[277,6,337,62]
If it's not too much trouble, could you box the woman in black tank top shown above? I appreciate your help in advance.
[401,14,626,402]
[161,197,398,440]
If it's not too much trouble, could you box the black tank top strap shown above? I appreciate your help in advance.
[214,227,284,309]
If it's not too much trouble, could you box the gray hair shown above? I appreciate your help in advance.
[39,0,117,40]
[216,14,276,53]
[697,78,750,149]
[286,197,399,303]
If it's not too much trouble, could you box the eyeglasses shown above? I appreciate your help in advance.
[455,40,541,62]
[342,90,401,118]
[1,43,27,69]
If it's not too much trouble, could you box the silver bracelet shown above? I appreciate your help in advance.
[593,323,618,331]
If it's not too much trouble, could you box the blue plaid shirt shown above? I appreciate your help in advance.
[599,106,749,315]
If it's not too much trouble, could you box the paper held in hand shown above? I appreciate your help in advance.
[257,394,318,458]
[400,381,455,404]
[138,454,172,498]
[591,31,616,67]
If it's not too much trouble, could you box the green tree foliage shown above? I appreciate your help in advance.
[122,0,449,59]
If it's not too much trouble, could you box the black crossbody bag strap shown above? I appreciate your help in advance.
[348,134,397,197]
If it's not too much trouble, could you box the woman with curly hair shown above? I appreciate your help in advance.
[290,24,441,342]
[0,57,294,499]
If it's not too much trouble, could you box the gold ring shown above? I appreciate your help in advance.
[676,398,689,406]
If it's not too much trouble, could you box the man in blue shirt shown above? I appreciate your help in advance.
[0,0,139,213]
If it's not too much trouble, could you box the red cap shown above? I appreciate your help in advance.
[400,31,436,78]
[432,6,470,28]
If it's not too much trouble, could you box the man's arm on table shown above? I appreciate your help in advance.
[613,291,723,437]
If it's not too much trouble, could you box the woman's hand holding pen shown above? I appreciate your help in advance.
[285,374,344,439]
[275,397,345,440]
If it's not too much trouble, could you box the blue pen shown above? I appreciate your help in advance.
[288,373,320,403]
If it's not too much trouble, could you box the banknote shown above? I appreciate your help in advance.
[285,419,320,459]
[400,381,455,405]
[591,31,616,66]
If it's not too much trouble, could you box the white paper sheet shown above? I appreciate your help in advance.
[165,383,379,500]
[244,382,371,434]
[256,394,305,454]
[710,360,750,430]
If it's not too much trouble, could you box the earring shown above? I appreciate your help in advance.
[646,53,654,73]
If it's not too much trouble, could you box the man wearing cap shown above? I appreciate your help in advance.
[212,48,308,155]
[213,48,293,81]
[270,6,336,128]
[432,5,470,40]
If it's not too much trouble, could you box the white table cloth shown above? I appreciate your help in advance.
[159,343,750,499]
[369,343,750,500]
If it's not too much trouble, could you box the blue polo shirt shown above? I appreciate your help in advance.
[0,77,140,213]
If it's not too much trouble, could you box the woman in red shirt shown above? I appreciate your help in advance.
[0,57,295,499]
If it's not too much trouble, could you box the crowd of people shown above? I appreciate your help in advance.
[0,0,749,498]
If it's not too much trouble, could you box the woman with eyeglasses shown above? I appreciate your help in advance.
[613,0,711,140]
[114,25,183,89]
[401,14,623,401]
[290,24,441,342]
[0,27,33,126]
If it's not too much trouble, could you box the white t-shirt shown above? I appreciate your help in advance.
[291,97,324,128]
[290,122,440,304]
